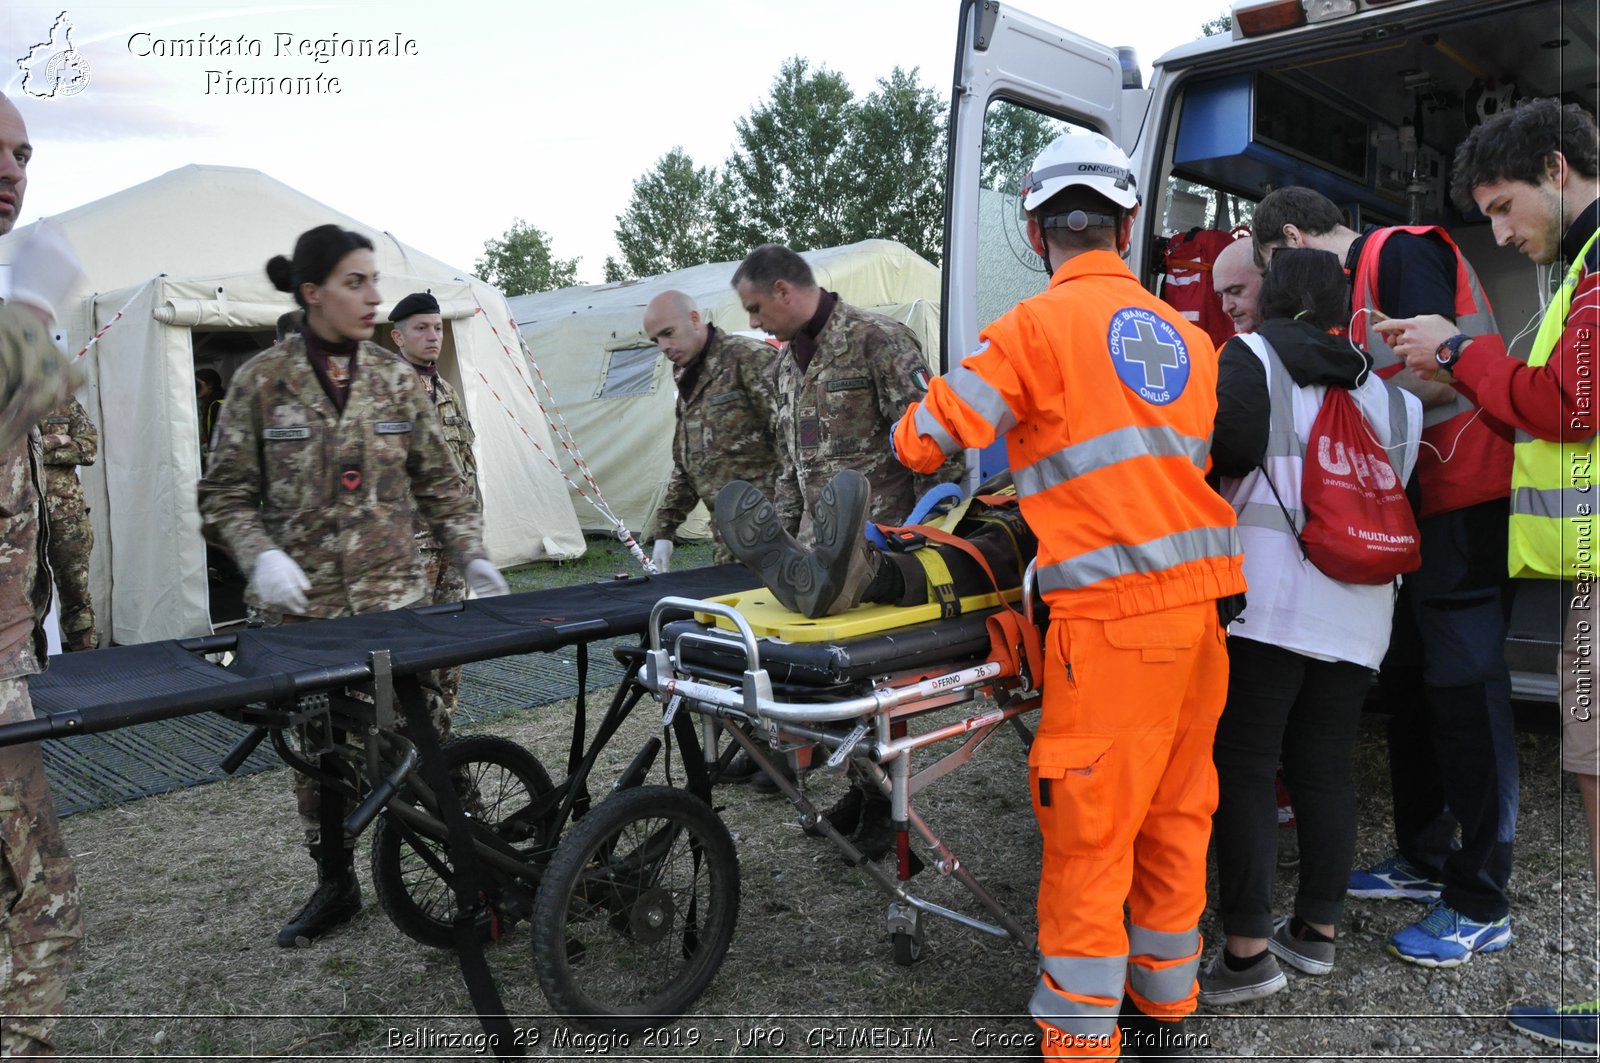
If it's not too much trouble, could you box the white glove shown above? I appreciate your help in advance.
[651,539,673,574]
[9,221,84,325]
[465,558,509,598]
[251,549,310,613]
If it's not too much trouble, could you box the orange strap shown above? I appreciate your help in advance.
[895,521,1044,688]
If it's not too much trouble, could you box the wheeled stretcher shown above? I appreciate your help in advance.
[637,572,1046,966]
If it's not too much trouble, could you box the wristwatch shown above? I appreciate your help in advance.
[1435,333,1471,371]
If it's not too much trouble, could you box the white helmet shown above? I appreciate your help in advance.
[1019,129,1140,212]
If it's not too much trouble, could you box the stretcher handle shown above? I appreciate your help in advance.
[343,745,420,838]
[649,596,759,671]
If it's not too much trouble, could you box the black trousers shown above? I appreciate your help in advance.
[1213,636,1374,939]
[1380,500,1517,922]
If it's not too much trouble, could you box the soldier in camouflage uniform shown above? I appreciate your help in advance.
[40,397,97,652]
[643,289,780,570]
[390,291,479,717]
[731,243,950,544]
[198,226,508,948]
[0,91,88,1061]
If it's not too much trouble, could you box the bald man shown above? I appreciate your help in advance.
[643,290,782,569]
[1213,237,1265,335]
[0,89,87,1060]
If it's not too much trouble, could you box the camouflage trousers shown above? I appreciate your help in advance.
[43,485,94,653]
[0,677,83,1059]
[420,545,466,715]
[252,610,455,852]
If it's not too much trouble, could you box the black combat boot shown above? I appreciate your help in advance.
[714,480,815,613]
[1118,995,1193,1060]
[277,846,362,947]
[796,469,877,618]
[802,784,865,838]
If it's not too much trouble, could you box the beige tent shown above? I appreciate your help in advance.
[0,165,585,645]
[508,239,941,539]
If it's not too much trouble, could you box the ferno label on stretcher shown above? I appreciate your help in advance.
[698,586,1021,643]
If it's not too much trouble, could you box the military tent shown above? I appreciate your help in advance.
[0,164,585,645]
[508,239,941,539]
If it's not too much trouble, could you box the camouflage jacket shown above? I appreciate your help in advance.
[413,371,480,548]
[0,305,78,679]
[772,299,933,539]
[40,396,97,505]
[197,335,485,619]
[648,327,781,546]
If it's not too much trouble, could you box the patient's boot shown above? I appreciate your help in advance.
[796,469,878,619]
[714,480,815,614]
[277,846,362,947]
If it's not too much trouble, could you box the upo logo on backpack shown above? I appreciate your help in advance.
[1300,388,1420,584]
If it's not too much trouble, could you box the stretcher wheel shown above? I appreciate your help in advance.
[531,785,740,1031]
[370,734,556,949]
[889,901,925,966]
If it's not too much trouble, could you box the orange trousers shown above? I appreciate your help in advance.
[1028,601,1228,1059]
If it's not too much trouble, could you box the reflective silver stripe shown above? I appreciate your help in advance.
[1030,953,1124,1037]
[947,365,1017,438]
[1038,524,1242,593]
[1127,958,1200,1007]
[1127,923,1200,960]
[1238,333,1302,462]
[1234,500,1298,536]
[1014,426,1211,496]
[1126,925,1202,1006]
[1512,485,1594,519]
[911,404,960,456]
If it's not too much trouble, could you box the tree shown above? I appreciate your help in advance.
[474,218,579,296]
[981,104,1061,194]
[611,147,727,279]
[1201,11,1233,36]
[846,67,947,264]
[720,57,859,252]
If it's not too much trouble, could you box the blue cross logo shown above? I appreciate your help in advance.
[1108,308,1190,405]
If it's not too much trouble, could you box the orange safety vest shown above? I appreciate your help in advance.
[1349,225,1511,517]
[896,250,1246,620]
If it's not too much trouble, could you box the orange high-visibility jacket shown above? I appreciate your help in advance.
[895,250,1246,620]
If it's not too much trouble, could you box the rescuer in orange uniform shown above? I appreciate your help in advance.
[894,130,1246,1060]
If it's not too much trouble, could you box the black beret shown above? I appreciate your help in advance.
[390,291,440,323]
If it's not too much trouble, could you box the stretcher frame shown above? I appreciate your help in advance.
[638,576,1045,965]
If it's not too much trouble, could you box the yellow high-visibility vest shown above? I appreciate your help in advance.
[1508,229,1600,579]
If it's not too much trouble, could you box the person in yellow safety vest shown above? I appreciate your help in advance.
[1374,96,1600,1056]
[894,129,1246,1061]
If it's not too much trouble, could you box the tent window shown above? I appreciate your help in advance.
[597,345,660,400]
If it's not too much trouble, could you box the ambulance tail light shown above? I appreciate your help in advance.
[1232,0,1306,37]
[1233,0,1364,37]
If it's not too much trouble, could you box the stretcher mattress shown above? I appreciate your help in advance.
[4,566,759,746]
[662,608,1001,691]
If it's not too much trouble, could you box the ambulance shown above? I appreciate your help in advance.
[944,0,1594,700]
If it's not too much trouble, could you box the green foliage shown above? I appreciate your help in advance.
[846,67,947,263]
[720,57,861,253]
[1201,11,1233,35]
[980,104,1062,194]
[612,147,728,278]
[474,218,580,296]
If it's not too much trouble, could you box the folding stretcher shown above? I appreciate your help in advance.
[0,567,759,1060]
[637,571,1045,967]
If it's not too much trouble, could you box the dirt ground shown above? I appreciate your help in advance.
[46,678,1598,1061]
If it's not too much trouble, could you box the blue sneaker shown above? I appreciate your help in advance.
[1388,902,1512,967]
[1507,999,1599,1053]
[1347,854,1444,901]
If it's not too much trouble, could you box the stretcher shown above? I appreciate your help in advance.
[633,572,1045,972]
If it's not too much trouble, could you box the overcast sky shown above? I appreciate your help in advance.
[3,0,1221,282]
